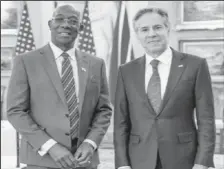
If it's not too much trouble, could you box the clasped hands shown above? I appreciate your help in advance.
[48,142,94,169]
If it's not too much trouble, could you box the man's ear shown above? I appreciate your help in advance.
[48,20,52,29]
[79,24,84,31]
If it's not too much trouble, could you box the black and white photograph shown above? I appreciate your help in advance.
[1,1,224,169]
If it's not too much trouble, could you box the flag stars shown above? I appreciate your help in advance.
[78,2,95,56]
[15,3,35,55]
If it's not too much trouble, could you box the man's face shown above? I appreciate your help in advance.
[135,12,170,55]
[48,6,80,48]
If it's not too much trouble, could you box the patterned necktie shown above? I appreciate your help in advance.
[61,52,79,139]
[147,59,162,114]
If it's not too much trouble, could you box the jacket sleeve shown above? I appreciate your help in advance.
[7,55,51,152]
[194,58,216,168]
[85,59,113,147]
[114,66,131,168]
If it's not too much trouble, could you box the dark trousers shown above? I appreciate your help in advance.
[155,151,162,169]
[71,137,78,154]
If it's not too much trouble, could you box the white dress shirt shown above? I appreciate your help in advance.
[38,42,97,156]
[119,47,207,169]
[145,47,172,98]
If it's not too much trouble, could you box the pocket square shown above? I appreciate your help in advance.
[81,67,86,72]
[178,65,183,67]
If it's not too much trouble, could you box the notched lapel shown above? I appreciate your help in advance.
[39,44,67,107]
[159,49,186,114]
[134,56,156,114]
[76,50,89,113]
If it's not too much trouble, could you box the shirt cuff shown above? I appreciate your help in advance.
[194,164,208,169]
[118,166,132,169]
[83,139,97,150]
[38,139,57,156]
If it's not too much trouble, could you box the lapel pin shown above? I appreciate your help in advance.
[81,67,86,72]
[178,64,183,67]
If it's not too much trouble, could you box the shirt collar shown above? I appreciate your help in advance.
[49,41,76,60]
[145,47,172,66]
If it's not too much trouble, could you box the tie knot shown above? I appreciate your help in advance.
[61,52,70,60]
[150,59,159,69]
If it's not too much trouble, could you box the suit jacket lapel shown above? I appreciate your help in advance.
[75,50,89,113]
[134,56,156,114]
[159,48,186,114]
[40,44,67,107]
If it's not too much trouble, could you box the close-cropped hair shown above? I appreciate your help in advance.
[133,7,170,31]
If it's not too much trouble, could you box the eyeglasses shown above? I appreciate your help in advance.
[52,17,79,26]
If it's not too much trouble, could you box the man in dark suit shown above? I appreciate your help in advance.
[114,7,216,169]
[7,4,112,169]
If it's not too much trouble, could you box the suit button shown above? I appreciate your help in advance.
[155,117,158,120]
[65,114,69,118]
[65,133,70,136]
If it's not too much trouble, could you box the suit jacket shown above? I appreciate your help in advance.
[114,48,216,169]
[7,44,112,168]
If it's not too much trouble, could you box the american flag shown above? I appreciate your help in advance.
[15,2,35,55]
[78,1,96,56]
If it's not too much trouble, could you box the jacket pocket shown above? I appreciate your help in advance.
[129,133,141,144]
[177,132,193,143]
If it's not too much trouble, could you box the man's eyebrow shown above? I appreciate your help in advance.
[153,24,163,27]
[54,14,64,17]
[68,15,79,19]
[138,26,149,29]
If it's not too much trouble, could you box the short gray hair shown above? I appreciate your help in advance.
[133,7,170,31]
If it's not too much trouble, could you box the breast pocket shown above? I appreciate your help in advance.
[174,80,194,95]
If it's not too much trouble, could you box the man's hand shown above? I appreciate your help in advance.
[48,143,77,169]
[192,164,208,169]
[74,142,95,167]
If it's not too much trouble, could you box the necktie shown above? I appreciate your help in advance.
[147,59,161,114]
[61,52,79,139]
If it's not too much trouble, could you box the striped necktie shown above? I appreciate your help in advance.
[61,52,79,139]
[147,59,161,114]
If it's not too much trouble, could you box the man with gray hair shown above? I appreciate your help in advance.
[7,4,112,169]
[114,7,215,169]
